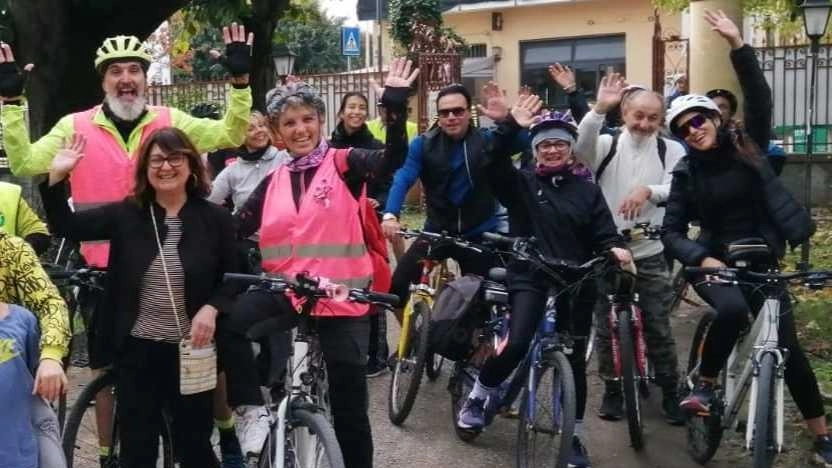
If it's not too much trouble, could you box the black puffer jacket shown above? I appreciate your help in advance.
[662,147,813,266]
[330,122,390,211]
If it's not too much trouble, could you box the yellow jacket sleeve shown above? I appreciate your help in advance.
[4,236,70,361]
[15,197,49,238]
[2,105,74,177]
[170,86,252,154]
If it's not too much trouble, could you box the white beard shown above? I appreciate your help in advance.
[105,94,147,121]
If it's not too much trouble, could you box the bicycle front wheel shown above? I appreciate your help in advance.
[516,350,576,468]
[618,307,644,451]
[388,300,431,425]
[684,308,723,464]
[752,353,778,468]
[258,407,345,468]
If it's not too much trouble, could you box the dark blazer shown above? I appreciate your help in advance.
[40,180,239,354]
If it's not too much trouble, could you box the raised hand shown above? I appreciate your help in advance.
[0,42,34,100]
[548,63,577,92]
[49,134,86,186]
[383,57,420,88]
[476,81,509,122]
[704,9,743,49]
[222,23,255,85]
[510,94,543,128]
[518,84,533,97]
[594,70,626,114]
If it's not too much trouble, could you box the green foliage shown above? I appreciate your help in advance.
[389,0,442,49]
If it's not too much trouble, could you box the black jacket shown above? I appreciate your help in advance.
[330,122,390,211]
[662,152,812,266]
[731,44,772,152]
[40,181,239,354]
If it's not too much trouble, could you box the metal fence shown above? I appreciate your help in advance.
[755,45,831,153]
[300,71,387,135]
[146,80,229,115]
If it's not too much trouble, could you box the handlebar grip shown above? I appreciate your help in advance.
[683,267,734,276]
[47,270,76,280]
[482,232,515,246]
[223,273,266,283]
[367,292,400,307]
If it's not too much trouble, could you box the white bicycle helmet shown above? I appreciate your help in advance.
[667,94,721,131]
[94,35,152,72]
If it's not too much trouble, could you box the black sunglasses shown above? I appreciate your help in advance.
[438,107,467,118]
[674,114,708,138]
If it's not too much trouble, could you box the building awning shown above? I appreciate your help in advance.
[462,56,496,78]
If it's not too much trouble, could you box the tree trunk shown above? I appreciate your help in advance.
[246,0,291,112]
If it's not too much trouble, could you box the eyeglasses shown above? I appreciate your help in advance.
[148,152,188,169]
[537,140,571,152]
[438,107,467,118]
[674,114,708,138]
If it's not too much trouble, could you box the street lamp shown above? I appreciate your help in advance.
[272,44,297,84]
[798,0,831,271]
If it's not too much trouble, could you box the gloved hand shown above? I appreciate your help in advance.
[0,42,33,100]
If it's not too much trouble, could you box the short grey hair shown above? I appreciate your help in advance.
[265,82,326,123]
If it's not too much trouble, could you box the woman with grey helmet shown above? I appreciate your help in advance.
[663,10,832,464]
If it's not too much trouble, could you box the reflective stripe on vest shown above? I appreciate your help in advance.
[0,182,21,236]
[259,148,374,317]
[71,106,172,267]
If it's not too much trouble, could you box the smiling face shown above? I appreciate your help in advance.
[437,93,471,140]
[146,144,192,196]
[102,61,147,120]
[535,139,573,168]
[339,95,369,133]
[245,114,271,151]
[621,92,664,139]
[274,104,323,157]
[675,111,720,151]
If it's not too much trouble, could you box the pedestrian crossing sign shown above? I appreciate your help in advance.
[342,27,361,57]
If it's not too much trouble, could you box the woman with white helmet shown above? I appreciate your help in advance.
[663,10,832,463]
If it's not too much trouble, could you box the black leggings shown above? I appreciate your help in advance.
[694,280,825,420]
[228,290,373,468]
[479,269,596,420]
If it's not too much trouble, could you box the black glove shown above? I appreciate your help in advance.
[224,42,251,77]
[0,62,26,98]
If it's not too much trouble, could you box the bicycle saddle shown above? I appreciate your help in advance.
[488,267,506,282]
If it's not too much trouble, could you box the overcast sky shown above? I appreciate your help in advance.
[321,0,359,24]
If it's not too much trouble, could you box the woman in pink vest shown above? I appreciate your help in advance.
[228,57,417,468]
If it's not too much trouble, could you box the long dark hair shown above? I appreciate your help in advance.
[718,114,764,168]
[338,92,369,116]
[131,127,210,207]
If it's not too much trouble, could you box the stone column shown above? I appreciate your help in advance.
[688,0,743,110]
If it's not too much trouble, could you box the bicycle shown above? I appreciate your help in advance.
[387,230,461,425]
[225,271,399,468]
[681,245,832,467]
[451,232,609,468]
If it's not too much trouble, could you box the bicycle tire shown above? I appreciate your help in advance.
[684,308,724,464]
[388,301,431,425]
[752,353,777,468]
[584,313,597,364]
[258,407,345,468]
[516,350,576,468]
[669,269,688,315]
[63,371,174,468]
[618,307,644,451]
[425,352,444,381]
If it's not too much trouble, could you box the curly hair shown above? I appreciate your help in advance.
[265,81,326,127]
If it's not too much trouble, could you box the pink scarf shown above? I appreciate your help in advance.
[286,139,330,172]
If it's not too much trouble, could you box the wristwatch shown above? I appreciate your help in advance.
[382,213,398,222]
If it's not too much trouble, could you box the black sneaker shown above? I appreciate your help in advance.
[598,383,623,421]
[661,387,686,426]
[366,359,389,378]
[680,380,715,414]
[814,434,832,467]
[567,436,592,468]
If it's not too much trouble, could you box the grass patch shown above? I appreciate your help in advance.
[398,204,426,230]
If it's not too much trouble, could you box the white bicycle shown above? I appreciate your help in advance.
[225,272,399,468]
[681,242,832,467]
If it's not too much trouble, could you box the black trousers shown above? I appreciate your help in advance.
[390,236,495,306]
[229,290,373,468]
[479,268,596,420]
[694,280,825,420]
[116,337,218,468]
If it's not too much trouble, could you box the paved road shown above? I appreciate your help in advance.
[369,304,804,468]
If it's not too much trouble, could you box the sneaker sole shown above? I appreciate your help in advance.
[366,368,389,378]
[598,412,623,421]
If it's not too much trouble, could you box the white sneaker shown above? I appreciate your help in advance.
[234,405,272,456]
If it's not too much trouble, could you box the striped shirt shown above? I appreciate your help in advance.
[131,217,191,342]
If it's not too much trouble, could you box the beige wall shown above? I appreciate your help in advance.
[444,0,681,96]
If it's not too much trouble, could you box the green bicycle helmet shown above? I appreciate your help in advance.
[95,35,152,72]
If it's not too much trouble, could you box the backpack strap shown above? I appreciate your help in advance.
[594,132,620,182]
[657,136,667,170]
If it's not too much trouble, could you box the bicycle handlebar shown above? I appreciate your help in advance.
[684,266,832,288]
[397,229,487,254]
[44,265,107,282]
[223,272,400,307]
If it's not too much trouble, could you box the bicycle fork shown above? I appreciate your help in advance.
[609,304,648,380]
[745,348,788,453]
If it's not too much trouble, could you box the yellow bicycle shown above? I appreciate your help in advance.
[388,230,455,425]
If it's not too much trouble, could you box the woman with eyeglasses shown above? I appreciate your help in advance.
[40,128,239,468]
[662,11,832,463]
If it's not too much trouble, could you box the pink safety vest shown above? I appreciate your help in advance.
[259,148,374,317]
[71,106,172,267]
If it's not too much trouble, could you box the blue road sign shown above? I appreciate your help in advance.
[341,26,361,57]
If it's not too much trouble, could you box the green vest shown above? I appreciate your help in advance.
[0,181,21,236]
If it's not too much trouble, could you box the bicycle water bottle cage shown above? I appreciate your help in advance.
[725,238,771,268]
